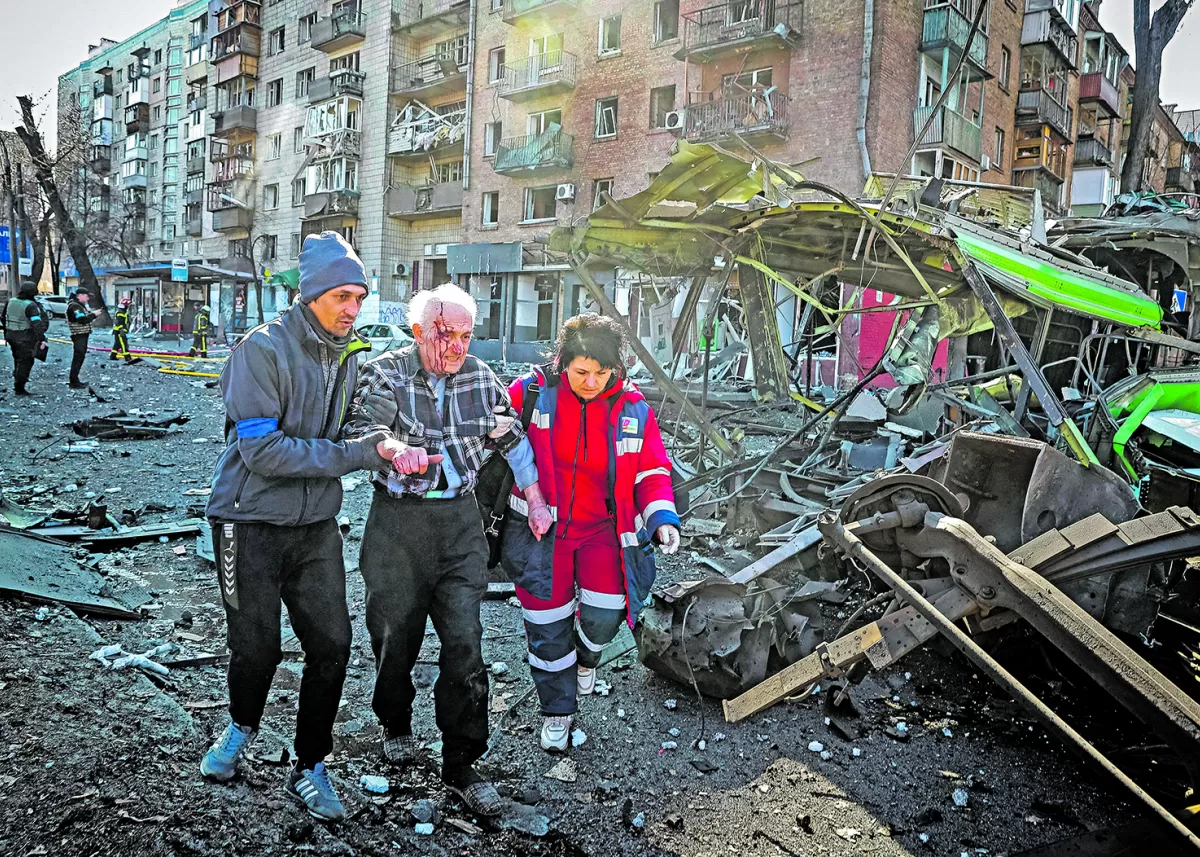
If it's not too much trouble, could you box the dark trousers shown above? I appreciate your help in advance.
[70,333,89,383]
[111,330,129,359]
[9,336,34,392]
[190,333,207,357]
[360,491,490,769]
[213,518,351,766]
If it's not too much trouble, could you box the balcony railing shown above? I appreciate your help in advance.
[90,146,112,173]
[123,173,148,190]
[215,1,261,34]
[386,182,464,219]
[391,0,468,35]
[308,69,366,104]
[312,7,366,53]
[303,189,361,217]
[685,92,791,145]
[1079,71,1122,119]
[187,155,207,174]
[1012,167,1064,212]
[1021,9,1077,68]
[1074,137,1113,168]
[123,145,148,163]
[186,94,207,114]
[678,1,803,62]
[92,78,113,98]
[1167,166,1196,193]
[212,105,258,135]
[186,215,204,236]
[1026,0,1073,27]
[494,128,574,174]
[388,109,466,156]
[501,0,577,25]
[390,54,467,97]
[921,3,988,75]
[497,51,578,101]
[185,59,210,84]
[211,30,261,63]
[1016,87,1074,141]
[913,104,983,162]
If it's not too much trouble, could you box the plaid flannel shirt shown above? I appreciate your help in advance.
[343,346,525,498]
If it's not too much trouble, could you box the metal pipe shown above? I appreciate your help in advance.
[462,0,477,191]
[856,0,874,181]
[821,512,1200,851]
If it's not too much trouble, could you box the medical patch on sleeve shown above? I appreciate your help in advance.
[620,416,640,435]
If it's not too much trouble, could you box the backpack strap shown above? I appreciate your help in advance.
[488,380,541,523]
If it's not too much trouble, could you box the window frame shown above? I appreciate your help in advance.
[598,15,622,56]
[594,97,618,139]
[481,190,500,226]
[522,185,558,223]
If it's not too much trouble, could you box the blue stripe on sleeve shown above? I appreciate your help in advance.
[236,417,279,438]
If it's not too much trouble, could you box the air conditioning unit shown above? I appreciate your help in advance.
[393,262,407,277]
[981,153,992,171]
[663,109,686,132]
[556,183,576,201]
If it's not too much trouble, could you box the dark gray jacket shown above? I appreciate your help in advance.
[206,302,386,526]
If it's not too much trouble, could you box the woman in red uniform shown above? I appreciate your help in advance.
[501,314,681,751]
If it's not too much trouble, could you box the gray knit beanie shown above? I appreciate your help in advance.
[298,232,367,303]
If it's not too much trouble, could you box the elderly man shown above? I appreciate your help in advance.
[201,232,394,823]
[344,282,544,817]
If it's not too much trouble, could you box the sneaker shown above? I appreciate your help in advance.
[577,666,597,696]
[382,730,420,766]
[286,762,345,822]
[69,381,88,389]
[199,720,257,782]
[540,715,572,753]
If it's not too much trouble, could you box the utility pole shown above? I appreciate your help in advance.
[0,137,20,293]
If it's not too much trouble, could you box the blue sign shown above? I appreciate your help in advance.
[0,225,32,266]
[171,257,189,282]
[1174,289,1189,314]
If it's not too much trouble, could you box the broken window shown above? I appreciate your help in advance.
[484,120,502,156]
[599,16,621,55]
[722,67,772,93]
[469,276,503,340]
[435,160,464,184]
[436,34,470,67]
[488,47,506,83]
[650,85,676,129]
[482,191,499,226]
[653,0,679,42]
[523,186,557,222]
[268,27,285,56]
[593,178,614,211]
[527,110,561,135]
[595,97,618,139]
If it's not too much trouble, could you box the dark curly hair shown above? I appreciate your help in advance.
[552,313,628,375]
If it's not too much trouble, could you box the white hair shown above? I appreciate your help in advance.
[409,283,477,330]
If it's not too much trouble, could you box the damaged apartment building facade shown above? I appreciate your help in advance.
[55,0,1199,359]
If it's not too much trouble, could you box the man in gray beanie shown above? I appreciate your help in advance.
[200,232,397,823]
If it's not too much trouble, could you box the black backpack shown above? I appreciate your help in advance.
[475,378,541,569]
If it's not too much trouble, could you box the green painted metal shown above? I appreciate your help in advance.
[955,232,1163,329]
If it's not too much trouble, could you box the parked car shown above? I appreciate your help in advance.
[41,295,70,318]
[358,323,414,353]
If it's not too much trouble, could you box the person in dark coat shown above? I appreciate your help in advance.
[189,303,212,357]
[110,297,133,362]
[2,282,48,396]
[67,289,101,388]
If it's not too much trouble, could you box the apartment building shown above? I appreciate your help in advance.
[53,0,1189,352]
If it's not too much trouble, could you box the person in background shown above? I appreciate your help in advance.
[66,289,101,389]
[110,297,133,363]
[1,282,49,396]
[190,303,211,358]
[501,314,681,752]
[344,282,540,818]
[200,232,395,823]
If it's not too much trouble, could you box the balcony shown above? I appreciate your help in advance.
[186,94,207,114]
[493,128,573,175]
[211,105,258,135]
[186,60,210,85]
[1074,137,1114,168]
[90,146,112,174]
[211,30,261,64]
[386,183,464,220]
[676,1,803,63]
[1012,167,1064,212]
[1016,87,1074,142]
[1167,166,1196,194]
[498,51,578,102]
[312,7,366,53]
[186,215,204,237]
[185,186,205,206]
[303,189,361,221]
[1079,71,1122,119]
[123,144,148,163]
[212,207,254,232]
[211,155,253,183]
[684,92,791,147]
[390,54,467,99]
[501,0,577,25]
[391,0,468,38]
[90,119,113,146]
[215,1,261,34]
[123,173,147,190]
[913,104,982,162]
[1026,0,1074,28]
[388,110,466,158]
[920,3,989,81]
[124,103,149,135]
[308,69,366,105]
[1021,10,1077,68]
[92,78,113,98]
[213,54,258,84]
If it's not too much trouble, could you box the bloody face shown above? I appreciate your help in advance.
[414,301,473,375]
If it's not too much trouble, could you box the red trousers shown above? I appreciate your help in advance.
[516,522,627,715]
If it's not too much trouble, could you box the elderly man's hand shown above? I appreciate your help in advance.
[392,445,445,475]
[488,404,516,439]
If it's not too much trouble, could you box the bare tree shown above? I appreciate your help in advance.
[1122,0,1195,192]
[14,95,105,311]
